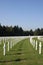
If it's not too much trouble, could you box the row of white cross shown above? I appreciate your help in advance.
[30,37,42,54]
[0,36,42,56]
[3,37,26,56]
[3,41,13,56]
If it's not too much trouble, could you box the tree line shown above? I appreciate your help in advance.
[0,24,43,36]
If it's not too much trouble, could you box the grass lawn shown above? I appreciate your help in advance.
[0,38,43,65]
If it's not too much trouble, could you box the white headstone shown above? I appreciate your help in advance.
[33,40,35,48]
[8,41,9,51]
[10,41,12,48]
[3,43,6,56]
[39,42,41,54]
[36,41,37,50]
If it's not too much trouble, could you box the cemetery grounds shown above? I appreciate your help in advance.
[0,36,43,65]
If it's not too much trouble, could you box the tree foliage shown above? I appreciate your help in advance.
[0,24,43,36]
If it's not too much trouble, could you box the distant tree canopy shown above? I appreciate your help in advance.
[0,24,43,36]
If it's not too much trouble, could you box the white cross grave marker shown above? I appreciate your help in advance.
[3,43,6,56]
[10,41,12,48]
[8,41,9,51]
[33,40,35,48]
[36,41,37,50]
[39,42,41,54]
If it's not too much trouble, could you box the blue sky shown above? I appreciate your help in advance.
[0,0,43,30]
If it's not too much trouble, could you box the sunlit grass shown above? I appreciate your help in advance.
[0,38,43,65]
